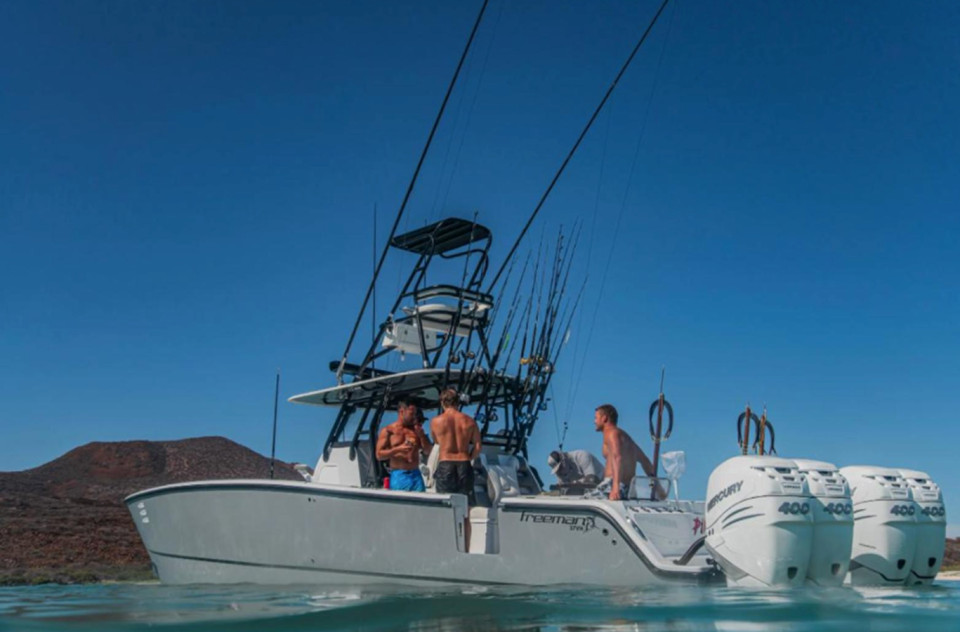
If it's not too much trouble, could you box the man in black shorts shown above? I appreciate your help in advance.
[430,389,481,504]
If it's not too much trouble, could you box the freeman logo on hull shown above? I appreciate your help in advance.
[520,512,597,532]
[708,480,744,511]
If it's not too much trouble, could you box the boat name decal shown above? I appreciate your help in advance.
[707,480,743,511]
[519,511,597,532]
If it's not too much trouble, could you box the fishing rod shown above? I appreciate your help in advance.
[524,232,549,372]
[474,251,532,434]
[487,0,672,292]
[518,238,559,415]
[648,366,674,500]
[527,276,588,436]
[269,369,280,480]
[511,240,558,449]
[513,242,542,376]
[539,223,581,367]
[491,250,531,367]
[523,242,586,437]
[336,0,490,383]
[524,230,564,387]
[455,245,523,436]
[443,216,481,392]
[533,224,577,371]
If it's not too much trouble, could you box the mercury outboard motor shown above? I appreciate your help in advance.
[793,459,853,586]
[840,466,917,585]
[705,456,813,587]
[899,469,946,586]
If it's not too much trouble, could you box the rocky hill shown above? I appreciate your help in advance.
[944,538,960,570]
[0,437,304,584]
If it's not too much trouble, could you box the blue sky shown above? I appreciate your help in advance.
[2,1,958,531]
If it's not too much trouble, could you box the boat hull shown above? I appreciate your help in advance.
[126,480,714,586]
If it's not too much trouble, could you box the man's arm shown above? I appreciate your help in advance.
[604,431,623,500]
[376,426,411,461]
[414,423,433,455]
[375,427,392,461]
[470,422,482,460]
[630,438,666,500]
[634,442,656,478]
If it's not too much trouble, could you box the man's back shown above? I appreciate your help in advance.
[432,410,480,461]
[604,426,655,476]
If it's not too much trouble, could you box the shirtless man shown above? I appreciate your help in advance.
[430,389,481,504]
[376,398,432,491]
[594,403,664,501]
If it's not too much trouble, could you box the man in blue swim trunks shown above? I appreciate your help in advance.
[376,398,432,491]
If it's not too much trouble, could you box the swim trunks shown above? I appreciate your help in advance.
[588,477,631,500]
[389,468,426,492]
[435,460,476,504]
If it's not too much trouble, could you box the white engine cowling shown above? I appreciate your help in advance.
[899,469,946,585]
[705,456,813,587]
[840,466,917,585]
[793,459,853,586]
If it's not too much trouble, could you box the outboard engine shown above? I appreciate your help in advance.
[899,469,946,585]
[705,456,813,587]
[793,459,853,586]
[840,466,917,585]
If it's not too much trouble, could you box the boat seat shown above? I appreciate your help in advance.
[413,284,493,310]
[402,303,489,337]
[483,454,522,505]
[421,444,441,491]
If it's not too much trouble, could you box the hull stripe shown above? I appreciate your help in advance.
[148,549,511,585]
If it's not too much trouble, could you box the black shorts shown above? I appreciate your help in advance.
[435,461,476,505]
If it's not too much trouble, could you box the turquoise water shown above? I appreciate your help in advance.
[1,581,959,631]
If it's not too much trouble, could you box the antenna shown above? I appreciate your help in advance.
[269,369,280,480]
[372,202,377,370]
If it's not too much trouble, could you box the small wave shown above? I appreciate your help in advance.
[1,582,959,632]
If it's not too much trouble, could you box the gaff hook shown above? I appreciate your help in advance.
[648,398,675,442]
[737,406,760,455]
[754,420,776,455]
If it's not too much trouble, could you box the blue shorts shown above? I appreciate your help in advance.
[389,469,425,492]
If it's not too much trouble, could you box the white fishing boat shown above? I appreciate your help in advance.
[126,217,716,586]
[125,2,945,589]
[125,216,946,589]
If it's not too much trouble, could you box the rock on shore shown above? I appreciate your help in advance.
[0,437,304,584]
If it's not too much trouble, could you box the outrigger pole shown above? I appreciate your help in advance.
[335,0,490,383]
[487,0,672,292]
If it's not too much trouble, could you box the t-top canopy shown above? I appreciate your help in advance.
[289,368,515,410]
[391,217,491,255]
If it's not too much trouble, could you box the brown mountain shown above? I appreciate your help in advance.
[0,436,304,584]
[945,538,960,570]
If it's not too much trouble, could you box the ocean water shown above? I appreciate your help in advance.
[1,581,958,632]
